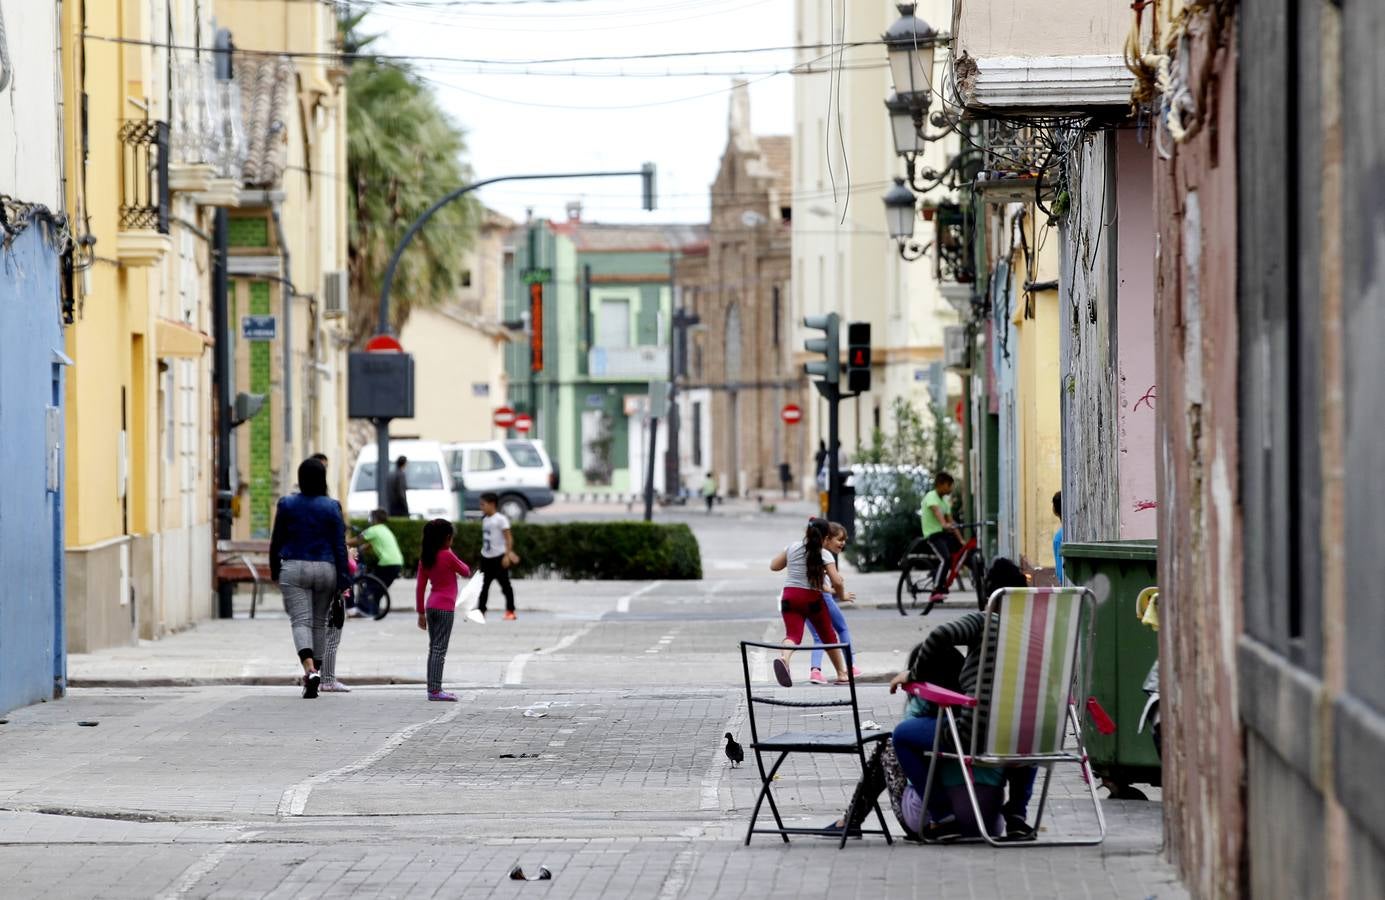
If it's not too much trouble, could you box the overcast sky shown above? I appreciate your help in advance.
[364,0,796,226]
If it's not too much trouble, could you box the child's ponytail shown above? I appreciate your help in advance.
[804,519,829,589]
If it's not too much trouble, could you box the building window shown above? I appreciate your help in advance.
[772,286,781,348]
[692,402,703,467]
[461,269,473,288]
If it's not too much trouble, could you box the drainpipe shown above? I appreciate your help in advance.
[212,29,234,618]
[270,207,294,471]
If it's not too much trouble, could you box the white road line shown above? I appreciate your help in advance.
[276,704,464,817]
[616,579,663,613]
[655,845,699,900]
[503,616,604,685]
[160,844,233,899]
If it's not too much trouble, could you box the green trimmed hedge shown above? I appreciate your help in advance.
[353,519,702,580]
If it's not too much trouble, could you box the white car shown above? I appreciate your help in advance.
[347,440,460,522]
[443,439,556,522]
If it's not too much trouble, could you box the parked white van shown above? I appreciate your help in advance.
[443,439,556,522]
[347,440,460,522]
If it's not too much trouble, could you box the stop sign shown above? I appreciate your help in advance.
[493,406,516,428]
[514,413,533,434]
[781,403,803,424]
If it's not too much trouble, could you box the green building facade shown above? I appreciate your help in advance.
[505,219,703,495]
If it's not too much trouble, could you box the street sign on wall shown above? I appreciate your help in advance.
[241,315,277,341]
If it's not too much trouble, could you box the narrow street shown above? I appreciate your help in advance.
[0,510,1184,899]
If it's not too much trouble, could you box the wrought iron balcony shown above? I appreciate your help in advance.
[933,202,975,285]
[119,120,170,233]
[974,118,1051,202]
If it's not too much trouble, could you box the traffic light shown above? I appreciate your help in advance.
[846,321,871,393]
[802,313,840,386]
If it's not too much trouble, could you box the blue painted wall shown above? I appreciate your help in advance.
[0,225,66,715]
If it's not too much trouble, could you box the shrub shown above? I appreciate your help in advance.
[353,519,702,580]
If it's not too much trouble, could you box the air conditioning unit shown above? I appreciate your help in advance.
[943,325,970,372]
[323,271,347,320]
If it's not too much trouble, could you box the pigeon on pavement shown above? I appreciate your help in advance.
[724,732,744,767]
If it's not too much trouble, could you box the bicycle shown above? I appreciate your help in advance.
[348,550,392,620]
[895,521,993,616]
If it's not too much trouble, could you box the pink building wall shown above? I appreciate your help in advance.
[1116,130,1158,539]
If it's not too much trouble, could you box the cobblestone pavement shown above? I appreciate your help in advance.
[1,512,1186,898]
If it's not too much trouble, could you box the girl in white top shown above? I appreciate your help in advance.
[769,518,850,687]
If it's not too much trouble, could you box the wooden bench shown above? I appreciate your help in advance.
[216,539,271,618]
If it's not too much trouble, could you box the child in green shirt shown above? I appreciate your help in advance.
[348,509,403,617]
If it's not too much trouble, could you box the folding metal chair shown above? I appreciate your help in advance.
[738,640,893,848]
[909,586,1107,847]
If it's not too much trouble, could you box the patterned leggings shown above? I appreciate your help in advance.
[425,609,455,693]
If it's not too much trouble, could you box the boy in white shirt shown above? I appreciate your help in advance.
[477,492,519,621]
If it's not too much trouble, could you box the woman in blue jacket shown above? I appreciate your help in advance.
[270,457,350,698]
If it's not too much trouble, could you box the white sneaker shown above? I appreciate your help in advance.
[466,609,486,625]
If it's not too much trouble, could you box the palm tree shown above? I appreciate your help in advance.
[341,12,478,345]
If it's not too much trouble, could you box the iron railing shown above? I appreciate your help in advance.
[119,119,170,233]
[982,118,1047,176]
[934,201,976,284]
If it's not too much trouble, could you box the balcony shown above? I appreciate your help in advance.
[170,60,247,206]
[117,119,172,267]
[973,119,1050,203]
[951,0,1136,112]
[588,345,668,380]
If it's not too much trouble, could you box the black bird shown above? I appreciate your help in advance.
[724,732,744,767]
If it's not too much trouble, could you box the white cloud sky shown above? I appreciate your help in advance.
[366,0,796,225]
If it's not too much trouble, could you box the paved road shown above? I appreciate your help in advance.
[1,509,1186,899]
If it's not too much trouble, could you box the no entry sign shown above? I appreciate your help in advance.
[493,406,517,428]
[781,403,803,424]
[514,413,533,434]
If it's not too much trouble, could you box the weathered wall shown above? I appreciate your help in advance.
[0,226,66,713]
[1059,132,1120,543]
[1151,15,1243,899]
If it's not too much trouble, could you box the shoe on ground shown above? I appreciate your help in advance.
[921,817,962,844]
[1001,815,1037,842]
[319,680,350,693]
[466,609,486,625]
[503,610,517,621]
[428,690,458,702]
[773,658,793,688]
[851,665,863,677]
[346,609,366,619]
[809,668,826,684]
[302,672,321,699]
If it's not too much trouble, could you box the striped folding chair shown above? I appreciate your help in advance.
[908,586,1106,847]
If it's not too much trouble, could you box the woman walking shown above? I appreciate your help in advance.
[269,458,351,699]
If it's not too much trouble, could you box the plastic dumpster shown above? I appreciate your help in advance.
[1061,540,1161,792]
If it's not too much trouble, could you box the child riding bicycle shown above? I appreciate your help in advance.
[920,472,962,603]
[347,510,403,617]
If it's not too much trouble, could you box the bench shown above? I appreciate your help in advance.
[215,539,270,618]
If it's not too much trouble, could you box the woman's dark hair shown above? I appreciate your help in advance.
[420,518,455,569]
[804,520,829,589]
[298,458,328,497]
[983,556,1028,608]
[1052,491,1062,518]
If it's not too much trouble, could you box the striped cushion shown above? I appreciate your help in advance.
[982,588,1086,757]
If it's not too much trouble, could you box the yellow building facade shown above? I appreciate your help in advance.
[59,0,349,649]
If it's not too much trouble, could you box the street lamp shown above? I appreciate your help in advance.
[884,3,938,110]
[883,177,930,261]
[885,91,924,159]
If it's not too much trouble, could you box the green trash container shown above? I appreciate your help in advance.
[1061,540,1161,790]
